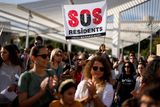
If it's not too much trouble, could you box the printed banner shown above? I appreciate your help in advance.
[63,1,107,39]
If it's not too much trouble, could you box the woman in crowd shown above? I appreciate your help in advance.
[115,61,135,106]
[74,53,88,85]
[49,79,82,107]
[131,62,146,97]
[0,44,22,92]
[49,48,63,79]
[138,56,160,96]
[98,44,107,54]
[0,44,22,107]
[18,46,57,107]
[75,56,114,107]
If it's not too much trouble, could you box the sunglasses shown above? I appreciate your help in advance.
[77,58,83,61]
[92,66,104,72]
[37,54,48,59]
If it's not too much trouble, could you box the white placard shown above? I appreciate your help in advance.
[63,1,107,39]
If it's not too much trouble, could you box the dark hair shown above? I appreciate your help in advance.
[12,44,20,54]
[143,57,160,85]
[140,83,160,104]
[1,44,21,66]
[138,61,146,68]
[84,56,111,82]
[47,45,53,51]
[34,36,43,46]
[122,61,135,75]
[129,51,135,57]
[0,55,3,66]
[30,46,45,57]
[58,79,76,95]
[35,36,43,42]
[122,98,139,107]
[99,44,105,51]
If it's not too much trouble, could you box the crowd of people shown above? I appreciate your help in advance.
[0,36,160,107]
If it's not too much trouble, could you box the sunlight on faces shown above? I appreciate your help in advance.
[129,56,136,63]
[0,48,9,62]
[140,95,157,107]
[91,61,104,79]
[138,64,145,75]
[54,52,63,63]
[62,87,76,105]
[77,55,85,66]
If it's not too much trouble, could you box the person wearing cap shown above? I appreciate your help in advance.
[49,79,82,107]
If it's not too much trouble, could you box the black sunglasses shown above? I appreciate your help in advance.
[37,54,48,59]
[92,66,104,72]
[77,58,83,61]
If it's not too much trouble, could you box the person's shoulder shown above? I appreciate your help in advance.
[104,82,114,90]
[78,79,87,85]
[21,71,29,76]
[20,71,33,78]
[76,79,88,90]
[49,100,60,107]
[74,100,83,107]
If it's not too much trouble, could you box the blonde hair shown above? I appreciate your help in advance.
[50,48,62,62]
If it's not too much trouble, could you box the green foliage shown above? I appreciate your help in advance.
[124,35,160,58]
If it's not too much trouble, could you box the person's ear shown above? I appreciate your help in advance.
[31,55,36,62]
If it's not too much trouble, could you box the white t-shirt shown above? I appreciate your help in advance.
[134,76,142,92]
[75,80,114,107]
[0,63,21,92]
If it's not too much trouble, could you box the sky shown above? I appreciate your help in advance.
[0,0,41,4]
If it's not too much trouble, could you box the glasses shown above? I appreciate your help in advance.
[77,58,83,61]
[37,54,48,59]
[92,66,104,72]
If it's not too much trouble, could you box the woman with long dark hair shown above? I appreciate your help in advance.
[0,44,22,92]
[115,61,136,106]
